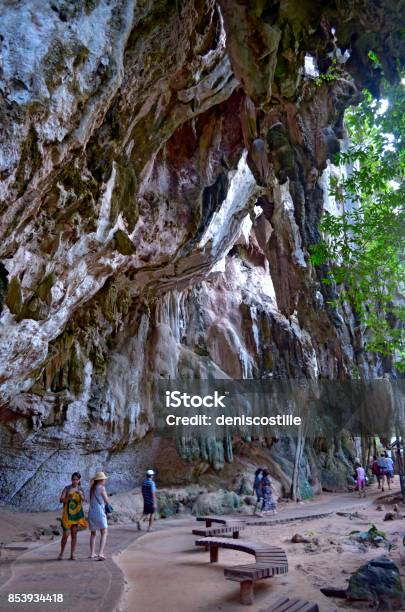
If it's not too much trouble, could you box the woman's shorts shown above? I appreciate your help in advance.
[357,479,366,488]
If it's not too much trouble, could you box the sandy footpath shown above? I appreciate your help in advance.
[116,486,405,612]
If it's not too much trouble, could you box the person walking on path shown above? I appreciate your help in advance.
[58,472,87,560]
[261,469,277,515]
[378,453,391,492]
[355,462,366,498]
[371,455,381,489]
[385,452,395,485]
[138,469,157,532]
[88,471,110,560]
[253,468,263,516]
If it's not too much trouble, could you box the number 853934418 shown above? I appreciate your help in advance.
[7,593,64,603]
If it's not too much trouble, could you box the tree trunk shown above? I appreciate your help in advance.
[290,430,305,501]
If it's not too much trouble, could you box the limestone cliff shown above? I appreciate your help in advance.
[0,0,403,509]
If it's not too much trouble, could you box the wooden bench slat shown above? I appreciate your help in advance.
[285,602,315,612]
[229,563,282,568]
[196,516,246,528]
[196,537,281,550]
[266,597,319,612]
[255,555,288,560]
[278,599,307,611]
[256,560,288,564]
[225,563,288,582]
[256,559,288,564]
[225,567,286,575]
[226,568,277,579]
[192,526,244,537]
[256,561,288,567]
[267,596,291,610]
[283,604,317,612]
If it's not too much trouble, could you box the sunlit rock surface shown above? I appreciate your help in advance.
[0,0,403,509]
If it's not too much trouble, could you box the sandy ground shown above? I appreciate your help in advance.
[0,508,61,545]
[116,485,405,612]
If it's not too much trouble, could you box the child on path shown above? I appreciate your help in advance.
[261,469,277,515]
[355,462,366,498]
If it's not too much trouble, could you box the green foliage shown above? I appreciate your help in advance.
[349,523,387,546]
[310,72,405,369]
[314,58,339,86]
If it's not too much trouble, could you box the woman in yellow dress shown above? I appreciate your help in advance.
[58,472,87,560]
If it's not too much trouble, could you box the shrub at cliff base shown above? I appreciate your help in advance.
[191,490,242,516]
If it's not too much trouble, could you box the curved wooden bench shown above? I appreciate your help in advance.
[195,537,288,605]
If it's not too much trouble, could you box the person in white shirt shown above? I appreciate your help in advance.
[385,452,395,486]
[355,463,366,498]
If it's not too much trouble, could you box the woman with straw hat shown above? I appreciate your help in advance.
[88,471,110,560]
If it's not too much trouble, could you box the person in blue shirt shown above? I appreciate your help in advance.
[378,453,391,492]
[138,469,157,532]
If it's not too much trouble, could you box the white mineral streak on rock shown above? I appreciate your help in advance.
[250,305,261,355]
[100,313,150,433]
[178,8,227,105]
[199,151,257,251]
[210,258,226,273]
[50,280,65,305]
[178,54,232,106]
[309,347,320,379]
[258,269,277,304]
[239,345,253,378]
[320,161,344,216]
[65,356,93,424]
[304,54,319,77]
[239,214,253,245]
[197,3,227,72]
[0,313,50,396]
[231,256,277,306]
[3,247,43,291]
[275,180,307,267]
[156,291,186,344]
[288,318,320,380]
[96,162,117,242]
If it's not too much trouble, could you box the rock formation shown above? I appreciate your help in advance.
[0,0,403,509]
